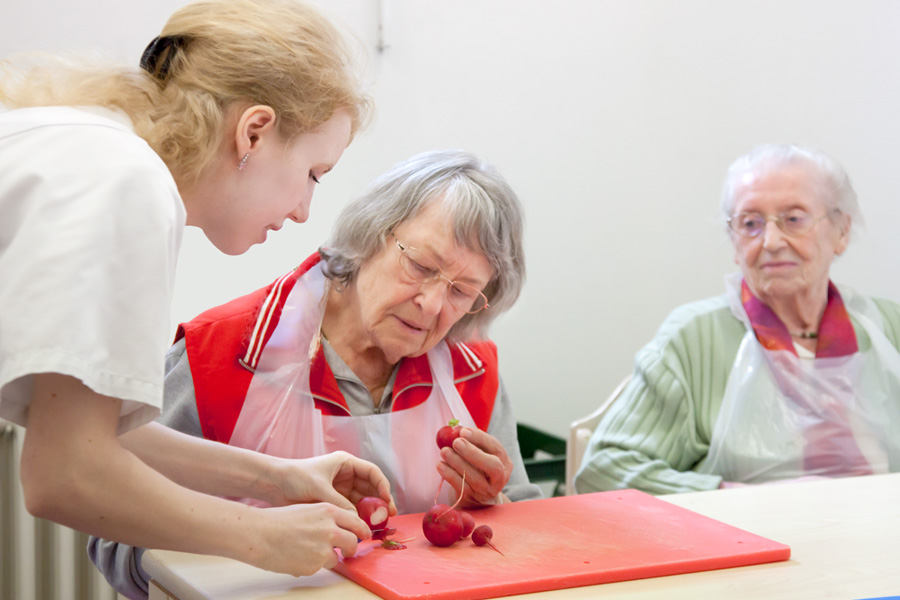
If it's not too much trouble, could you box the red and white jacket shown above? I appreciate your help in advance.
[176,253,500,444]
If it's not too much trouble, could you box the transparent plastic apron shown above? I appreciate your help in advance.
[229,262,476,513]
[699,274,900,483]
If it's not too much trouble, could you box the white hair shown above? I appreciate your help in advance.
[720,144,863,236]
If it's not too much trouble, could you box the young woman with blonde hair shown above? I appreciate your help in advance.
[0,0,394,580]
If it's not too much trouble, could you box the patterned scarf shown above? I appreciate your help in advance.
[741,279,870,476]
[741,279,858,357]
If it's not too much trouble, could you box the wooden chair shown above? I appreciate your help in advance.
[565,376,631,495]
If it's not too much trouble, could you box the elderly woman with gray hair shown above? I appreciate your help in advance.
[90,149,541,599]
[575,144,900,496]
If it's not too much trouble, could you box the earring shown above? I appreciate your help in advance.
[237,153,250,171]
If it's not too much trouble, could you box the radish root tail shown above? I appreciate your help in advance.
[437,471,466,519]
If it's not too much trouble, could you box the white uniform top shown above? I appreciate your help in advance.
[0,106,185,433]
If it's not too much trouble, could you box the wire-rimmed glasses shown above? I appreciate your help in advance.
[392,234,490,314]
[727,209,833,238]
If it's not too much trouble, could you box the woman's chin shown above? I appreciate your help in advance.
[209,235,254,256]
[224,244,253,256]
[379,340,429,365]
[755,278,809,301]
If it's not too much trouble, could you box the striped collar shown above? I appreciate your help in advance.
[237,257,487,407]
[239,268,300,371]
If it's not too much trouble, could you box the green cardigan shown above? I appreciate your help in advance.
[574,293,900,496]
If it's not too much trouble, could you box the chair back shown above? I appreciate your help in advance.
[565,376,631,495]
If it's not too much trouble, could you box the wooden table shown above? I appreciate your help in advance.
[143,472,900,600]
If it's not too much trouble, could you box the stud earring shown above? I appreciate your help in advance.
[237,153,250,171]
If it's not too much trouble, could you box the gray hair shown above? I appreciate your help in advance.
[319,149,525,341]
[720,144,862,236]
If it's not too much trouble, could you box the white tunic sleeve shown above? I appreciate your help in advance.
[0,107,185,433]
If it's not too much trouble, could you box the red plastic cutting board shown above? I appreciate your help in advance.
[332,489,790,600]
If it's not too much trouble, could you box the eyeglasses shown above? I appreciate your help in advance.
[392,234,490,314]
[727,209,833,238]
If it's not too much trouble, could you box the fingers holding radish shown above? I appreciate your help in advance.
[325,452,397,513]
[437,432,513,507]
[452,429,513,477]
[253,502,369,575]
[329,512,368,559]
[436,465,503,509]
[458,427,506,455]
[273,452,395,515]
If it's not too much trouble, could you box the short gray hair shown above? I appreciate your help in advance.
[720,144,862,235]
[319,149,526,341]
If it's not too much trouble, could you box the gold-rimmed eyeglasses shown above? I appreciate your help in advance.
[392,234,490,314]
[727,209,834,238]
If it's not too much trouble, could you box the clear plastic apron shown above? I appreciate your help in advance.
[699,273,900,483]
[228,262,476,513]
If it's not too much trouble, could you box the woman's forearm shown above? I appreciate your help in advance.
[21,374,259,559]
[121,421,281,504]
[20,373,370,577]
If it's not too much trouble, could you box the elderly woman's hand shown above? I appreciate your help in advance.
[436,427,513,508]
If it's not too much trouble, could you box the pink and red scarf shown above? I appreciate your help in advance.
[740,279,858,358]
[741,280,870,476]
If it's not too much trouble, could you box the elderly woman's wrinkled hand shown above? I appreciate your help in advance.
[436,427,513,508]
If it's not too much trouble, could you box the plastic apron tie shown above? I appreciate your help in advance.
[229,262,477,513]
[698,273,900,483]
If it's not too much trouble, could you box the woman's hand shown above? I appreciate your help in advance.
[436,428,513,508]
[268,451,396,515]
[244,501,371,576]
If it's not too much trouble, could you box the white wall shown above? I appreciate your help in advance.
[3,1,900,438]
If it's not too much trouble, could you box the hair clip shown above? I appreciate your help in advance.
[139,35,186,82]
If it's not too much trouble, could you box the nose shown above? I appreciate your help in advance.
[288,197,311,224]
[761,219,786,250]
[414,280,447,317]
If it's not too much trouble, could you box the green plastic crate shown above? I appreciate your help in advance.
[516,423,566,497]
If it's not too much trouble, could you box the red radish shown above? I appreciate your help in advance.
[459,511,476,540]
[423,471,468,547]
[436,419,462,449]
[472,525,504,556]
[357,497,390,539]
[422,504,464,546]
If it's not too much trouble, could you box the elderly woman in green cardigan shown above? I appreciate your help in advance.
[575,144,900,495]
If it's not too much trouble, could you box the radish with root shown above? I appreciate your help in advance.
[423,471,468,547]
[422,503,464,546]
[472,525,504,556]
